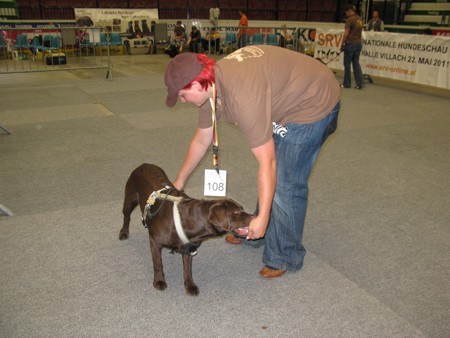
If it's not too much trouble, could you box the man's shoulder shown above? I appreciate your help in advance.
[351,15,363,27]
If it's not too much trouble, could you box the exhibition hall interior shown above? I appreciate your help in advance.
[1,0,449,337]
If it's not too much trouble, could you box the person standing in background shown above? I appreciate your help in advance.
[367,10,385,32]
[237,10,248,48]
[340,5,364,89]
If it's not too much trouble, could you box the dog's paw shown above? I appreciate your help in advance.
[119,230,129,240]
[185,284,199,296]
[153,280,167,291]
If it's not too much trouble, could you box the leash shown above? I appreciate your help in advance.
[210,83,219,174]
[142,186,198,256]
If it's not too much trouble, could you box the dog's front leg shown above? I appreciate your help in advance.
[182,255,199,296]
[149,237,167,291]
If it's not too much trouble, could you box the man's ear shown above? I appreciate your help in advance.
[191,81,202,92]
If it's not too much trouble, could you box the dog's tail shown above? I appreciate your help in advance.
[122,173,140,218]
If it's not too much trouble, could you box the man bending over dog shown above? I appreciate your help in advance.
[164,46,340,279]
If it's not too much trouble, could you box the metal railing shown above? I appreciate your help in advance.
[0,27,115,78]
[193,25,303,57]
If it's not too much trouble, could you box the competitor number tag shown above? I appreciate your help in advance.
[204,169,227,197]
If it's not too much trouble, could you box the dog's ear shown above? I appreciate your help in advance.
[208,201,231,228]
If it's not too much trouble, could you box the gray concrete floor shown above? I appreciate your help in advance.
[0,54,449,337]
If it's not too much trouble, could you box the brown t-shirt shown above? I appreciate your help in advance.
[345,14,363,43]
[198,45,340,148]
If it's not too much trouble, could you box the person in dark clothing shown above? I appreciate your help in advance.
[187,26,201,53]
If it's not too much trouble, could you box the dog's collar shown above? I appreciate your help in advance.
[147,186,183,205]
[144,187,198,256]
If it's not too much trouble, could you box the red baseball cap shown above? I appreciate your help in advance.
[164,53,205,107]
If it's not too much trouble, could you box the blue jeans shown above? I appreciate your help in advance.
[189,42,200,53]
[238,34,248,48]
[343,42,364,88]
[247,102,340,271]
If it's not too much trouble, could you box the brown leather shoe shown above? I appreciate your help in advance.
[225,234,243,245]
[259,266,287,279]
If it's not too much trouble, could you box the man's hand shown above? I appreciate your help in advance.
[173,179,183,191]
[246,215,269,240]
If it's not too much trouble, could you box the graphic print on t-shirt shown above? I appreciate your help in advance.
[224,46,264,62]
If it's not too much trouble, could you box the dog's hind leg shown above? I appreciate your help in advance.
[150,237,167,291]
[119,183,139,240]
[182,255,199,296]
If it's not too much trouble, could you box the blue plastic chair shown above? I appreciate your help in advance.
[266,33,278,46]
[251,33,264,45]
[13,34,29,49]
[225,32,237,45]
[100,32,109,46]
[224,32,237,53]
[42,35,52,48]
[42,35,60,51]
[0,35,6,56]
[51,36,61,49]
[30,36,43,49]
[109,32,123,46]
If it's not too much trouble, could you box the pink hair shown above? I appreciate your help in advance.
[183,54,216,91]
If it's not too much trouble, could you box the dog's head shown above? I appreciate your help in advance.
[208,199,254,233]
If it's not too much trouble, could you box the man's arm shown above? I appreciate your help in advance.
[341,27,350,50]
[175,28,186,40]
[246,138,277,239]
[173,127,213,190]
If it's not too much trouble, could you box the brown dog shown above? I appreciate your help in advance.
[119,163,254,296]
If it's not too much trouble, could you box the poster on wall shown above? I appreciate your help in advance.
[74,8,158,35]
[314,28,450,90]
